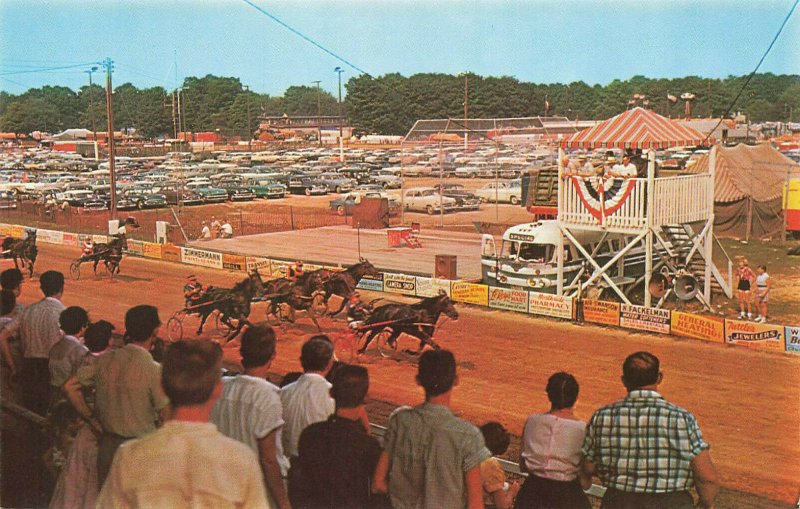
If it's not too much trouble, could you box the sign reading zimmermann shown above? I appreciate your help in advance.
[180,247,223,269]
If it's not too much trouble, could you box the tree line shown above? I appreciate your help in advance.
[0,72,797,138]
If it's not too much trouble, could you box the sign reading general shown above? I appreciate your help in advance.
[180,247,223,269]
[489,287,529,313]
[725,320,784,351]
[529,292,574,319]
[620,304,670,334]
[383,273,417,295]
[671,312,724,343]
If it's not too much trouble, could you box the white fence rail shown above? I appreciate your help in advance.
[651,174,713,226]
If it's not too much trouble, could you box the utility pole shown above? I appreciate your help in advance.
[176,89,182,139]
[244,85,252,151]
[85,66,99,161]
[171,91,177,139]
[464,74,469,151]
[335,67,344,162]
[103,58,118,220]
[312,80,321,145]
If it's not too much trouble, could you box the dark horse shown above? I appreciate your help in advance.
[319,260,380,316]
[357,291,459,355]
[2,229,38,278]
[91,234,128,276]
[253,270,327,330]
[191,270,264,342]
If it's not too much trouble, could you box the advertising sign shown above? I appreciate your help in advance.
[620,304,670,334]
[10,225,25,238]
[126,240,144,256]
[161,244,182,262]
[180,247,223,269]
[725,320,785,351]
[270,260,291,278]
[785,326,800,354]
[222,253,246,271]
[356,273,384,292]
[450,282,489,306]
[0,224,11,237]
[91,234,109,244]
[529,292,574,319]
[489,286,529,313]
[383,273,417,295]
[62,232,79,247]
[671,312,725,343]
[415,277,452,297]
[583,299,620,326]
[246,256,271,274]
[142,242,163,259]
[36,229,63,245]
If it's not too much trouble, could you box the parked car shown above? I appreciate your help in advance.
[185,181,229,203]
[157,183,204,206]
[454,162,495,179]
[123,190,169,209]
[56,189,97,207]
[474,180,522,204]
[369,169,404,189]
[0,190,17,209]
[403,187,457,215]
[329,191,401,216]
[317,173,355,193]
[243,178,287,199]
[433,183,481,211]
[287,177,328,196]
[217,178,256,201]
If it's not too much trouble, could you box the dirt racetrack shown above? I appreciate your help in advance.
[19,244,800,506]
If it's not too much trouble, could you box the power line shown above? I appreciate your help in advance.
[703,0,798,143]
[239,0,372,77]
[0,62,100,77]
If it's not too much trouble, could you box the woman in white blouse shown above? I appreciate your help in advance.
[515,372,591,509]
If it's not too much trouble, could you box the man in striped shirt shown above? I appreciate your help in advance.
[0,270,65,416]
[581,351,719,509]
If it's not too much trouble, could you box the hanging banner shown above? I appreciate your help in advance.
[785,326,800,354]
[270,259,291,278]
[126,240,144,256]
[62,232,80,247]
[528,292,574,319]
[725,320,784,351]
[450,281,489,306]
[161,243,182,262]
[416,277,452,297]
[671,312,725,343]
[489,287,529,313]
[222,253,246,271]
[620,304,670,334]
[356,273,384,292]
[180,247,223,269]
[36,229,63,244]
[384,273,417,295]
[246,256,271,274]
[584,299,620,326]
[142,242,163,259]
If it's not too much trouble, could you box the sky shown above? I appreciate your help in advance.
[1,0,798,97]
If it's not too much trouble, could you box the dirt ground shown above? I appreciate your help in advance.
[14,244,798,507]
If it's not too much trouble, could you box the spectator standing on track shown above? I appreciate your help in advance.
[735,257,755,320]
[64,304,170,489]
[515,372,590,509]
[290,364,383,509]
[220,219,234,238]
[199,221,212,241]
[211,324,291,509]
[0,270,66,416]
[754,265,771,323]
[478,422,519,509]
[48,306,90,409]
[210,216,221,238]
[0,267,25,315]
[280,336,336,461]
[97,340,269,509]
[373,349,491,509]
[581,351,719,509]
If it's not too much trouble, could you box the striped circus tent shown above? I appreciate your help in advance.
[562,107,711,149]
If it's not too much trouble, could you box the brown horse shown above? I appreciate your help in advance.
[191,271,264,342]
[320,260,380,316]
[2,230,37,278]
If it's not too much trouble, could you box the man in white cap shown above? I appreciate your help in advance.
[578,155,595,177]
[609,155,638,179]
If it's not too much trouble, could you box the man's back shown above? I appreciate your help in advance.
[280,373,334,458]
[81,343,168,437]
[97,421,268,509]
[49,335,88,389]
[293,415,382,509]
[16,297,64,357]
[384,403,490,509]
[582,389,708,494]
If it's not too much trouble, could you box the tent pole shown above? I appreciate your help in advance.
[557,147,564,296]
[746,197,753,241]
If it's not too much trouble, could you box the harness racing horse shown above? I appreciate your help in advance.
[2,230,38,278]
[357,291,459,355]
[191,271,264,342]
[319,260,380,316]
[91,234,128,277]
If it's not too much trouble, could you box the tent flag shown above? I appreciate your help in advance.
[561,107,710,149]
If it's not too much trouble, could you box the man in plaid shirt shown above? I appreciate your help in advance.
[581,352,719,508]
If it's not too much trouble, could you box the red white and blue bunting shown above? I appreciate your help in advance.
[571,176,637,222]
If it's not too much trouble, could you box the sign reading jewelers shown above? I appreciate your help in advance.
[528,292,573,319]
[725,319,784,351]
[620,304,670,334]
[180,247,223,269]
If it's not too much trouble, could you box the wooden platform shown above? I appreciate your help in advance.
[191,225,484,280]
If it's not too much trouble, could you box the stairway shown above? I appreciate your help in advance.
[529,167,559,207]
[660,224,733,298]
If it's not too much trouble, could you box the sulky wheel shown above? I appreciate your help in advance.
[69,260,81,280]
[166,314,184,341]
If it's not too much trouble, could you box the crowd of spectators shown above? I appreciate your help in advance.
[0,272,720,509]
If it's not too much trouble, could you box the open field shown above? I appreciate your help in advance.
[8,243,798,507]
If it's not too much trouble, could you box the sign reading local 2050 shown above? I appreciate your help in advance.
[180,247,223,269]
